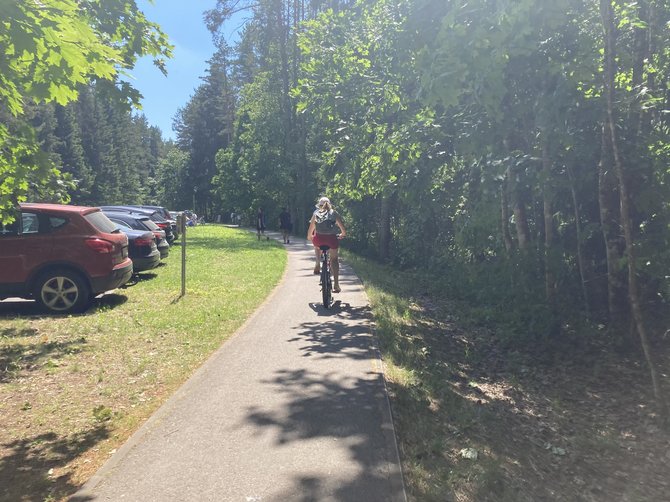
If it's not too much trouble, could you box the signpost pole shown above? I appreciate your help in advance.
[180,212,186,297]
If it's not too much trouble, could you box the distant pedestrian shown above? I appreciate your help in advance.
[256,207,266,240]
[279,207,292,244]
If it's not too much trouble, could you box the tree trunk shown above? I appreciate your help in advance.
[600,0,667,416]
[296,113,309,236]
[501,171,514,253]
[598,124,626,322]
[566,163,591,317]
[542,139,556,307]
[379,193,392,261]
[276,0,292,161]
[508,164,531,250]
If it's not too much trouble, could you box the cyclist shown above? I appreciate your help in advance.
[307,196,346,293]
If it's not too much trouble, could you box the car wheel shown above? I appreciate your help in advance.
[33,269,91,314]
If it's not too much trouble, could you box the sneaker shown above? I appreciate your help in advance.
[313,266,320,275]
[333,285,341,293]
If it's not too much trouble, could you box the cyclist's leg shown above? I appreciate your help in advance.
[313,246,321,274]
[330,248,340,292]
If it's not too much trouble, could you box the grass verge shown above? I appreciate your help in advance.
[344,251,670,502]
[0,225,286,501]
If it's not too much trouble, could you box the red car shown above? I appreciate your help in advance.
[0,203,133,313]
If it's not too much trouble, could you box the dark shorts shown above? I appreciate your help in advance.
[313,233,339,250]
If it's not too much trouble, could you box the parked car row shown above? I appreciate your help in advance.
[99,205,178,243]
[104,212,170,259]
[99,206,179,272]
[0,203,178,314]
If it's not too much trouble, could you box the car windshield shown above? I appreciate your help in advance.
[85,211,120,233]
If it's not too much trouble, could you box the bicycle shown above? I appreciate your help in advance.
[319,245,333,308]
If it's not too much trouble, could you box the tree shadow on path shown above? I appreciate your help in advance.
[244,368,404,501]
[289,307,375,361]
[239,299,406,501]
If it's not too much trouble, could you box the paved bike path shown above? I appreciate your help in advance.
[73,232,406,501]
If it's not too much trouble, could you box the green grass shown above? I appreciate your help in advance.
[342,251,524,502]
[0,225,286,501]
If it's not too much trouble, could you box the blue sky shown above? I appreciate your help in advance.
[128,1,242,140]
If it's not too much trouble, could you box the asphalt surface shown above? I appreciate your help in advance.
[72,231,406,502]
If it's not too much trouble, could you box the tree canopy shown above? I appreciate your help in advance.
[0,0,172,222]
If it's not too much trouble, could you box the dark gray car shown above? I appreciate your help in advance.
[103,210,169,259]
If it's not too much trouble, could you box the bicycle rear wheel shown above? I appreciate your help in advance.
[321,256,331,308]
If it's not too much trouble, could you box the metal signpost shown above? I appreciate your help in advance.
[180,212,186,297]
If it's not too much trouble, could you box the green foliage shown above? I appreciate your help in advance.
[0,120,71,217]
[0,0,172,222]
[297,1,420,199]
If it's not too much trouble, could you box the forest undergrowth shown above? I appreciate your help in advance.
[346,252,670,502]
